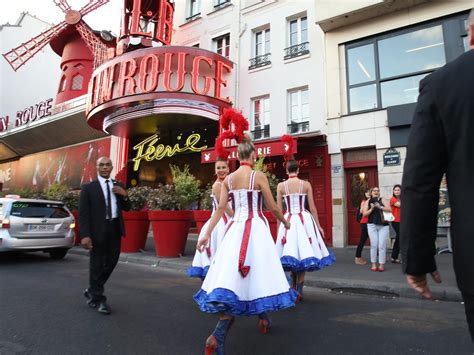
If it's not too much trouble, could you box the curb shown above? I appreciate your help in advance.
[68,248,462,303]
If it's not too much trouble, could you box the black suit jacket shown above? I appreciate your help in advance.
[401,49,474,293]
[79,179,131,244]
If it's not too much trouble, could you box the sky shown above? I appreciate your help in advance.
[1,0,123,33]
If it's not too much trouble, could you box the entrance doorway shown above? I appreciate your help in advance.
[346,167,378,245]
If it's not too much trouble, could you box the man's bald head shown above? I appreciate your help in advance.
[96,156,113,179]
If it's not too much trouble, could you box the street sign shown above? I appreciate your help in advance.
[383,148,400,166]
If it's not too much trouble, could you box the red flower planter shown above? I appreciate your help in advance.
[121,211,150,253]
[148,210,192,257]
[192,210,212,234]
[263,211,278,243]
[71,210,81,245]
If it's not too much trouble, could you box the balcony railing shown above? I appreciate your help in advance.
[287,121,309,134]
[185,12,201,22]
[248,53,271,70]
[252,125,270,140]
[214,0,230,7]
[284,42,310,60]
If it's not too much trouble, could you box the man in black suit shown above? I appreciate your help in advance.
[401,9,474,341]
[79,156,130,314]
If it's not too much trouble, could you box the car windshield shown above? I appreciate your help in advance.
[10,202,69,218]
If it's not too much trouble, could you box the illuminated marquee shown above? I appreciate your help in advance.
[132,133,208,171]
[86,46,233,134]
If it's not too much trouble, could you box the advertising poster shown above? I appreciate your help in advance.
[0,138,110,193]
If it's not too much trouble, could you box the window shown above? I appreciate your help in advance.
[346,12,469,113]
[255,28,270,56]
[288,88,309,134]
[214,34,230,58]
[285,16,309,59]
[71,74,83,91]
[58,76,67,92]
[251,96,270,139]
[188,0,201,20]
[249,28,271,69]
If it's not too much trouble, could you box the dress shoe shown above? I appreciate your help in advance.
[355,257,367,265]
[84,289,98,308]
[97,301,111,315]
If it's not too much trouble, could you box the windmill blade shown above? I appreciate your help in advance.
[53,0,72,13]
[79,0,110,18]
[75,21,109,68]
[2,21,68,71]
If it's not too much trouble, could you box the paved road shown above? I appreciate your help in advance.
[0,253,472,355]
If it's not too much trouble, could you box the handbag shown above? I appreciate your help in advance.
[380,210,395,223]
[356,210,362,223]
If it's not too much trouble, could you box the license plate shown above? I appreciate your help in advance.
[29,224,55,231]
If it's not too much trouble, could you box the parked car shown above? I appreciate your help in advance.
[0,196,75,259]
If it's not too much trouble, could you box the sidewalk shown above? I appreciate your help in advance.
[69,233,462,302]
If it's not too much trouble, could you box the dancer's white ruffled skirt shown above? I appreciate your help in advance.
[194,217,297,315]
[188,218,227,279]
[276,211,335,272]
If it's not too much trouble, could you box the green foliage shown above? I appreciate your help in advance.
[199,183,213,210]
[43,182,69,201]
[10,187,44,199]
[127,186,153,211]
[146,184,179,211]
[42,183,80,210]
[254,155,279,200]
[170,164,202,210]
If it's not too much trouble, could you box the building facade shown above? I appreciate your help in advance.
[316,0,472,246]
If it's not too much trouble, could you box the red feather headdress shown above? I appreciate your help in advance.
[215,108,249,160]
[281,134,295,162]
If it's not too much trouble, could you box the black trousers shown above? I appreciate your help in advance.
[89,220,121,302]
[391,222,400,259]
[355,223,369,258]
[462,292,474,342]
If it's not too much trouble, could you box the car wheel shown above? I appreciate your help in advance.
[49,249,68,260]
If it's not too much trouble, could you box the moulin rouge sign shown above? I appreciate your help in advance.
[86,47,234,131]
[0,98,53,133]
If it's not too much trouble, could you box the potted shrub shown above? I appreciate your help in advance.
[147,165,201,257]
[193,183,213,234]
[121,186,152,253]
[255,156,279,243]
[147,184,188,257]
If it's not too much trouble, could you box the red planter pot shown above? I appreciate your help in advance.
[71,210,81,245]
[121,211,150,253]
[192,210,212,234]
[263,211,278,243]
[148,210,192,257]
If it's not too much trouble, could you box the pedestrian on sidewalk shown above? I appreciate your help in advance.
[194,109,296,354]
[188,157,233,279]
[390,185,402,264]
[401,9,474,343]
[355,188,371,265]
[275,134,335,302]
[79,157,131,315]
[363,187,392,272]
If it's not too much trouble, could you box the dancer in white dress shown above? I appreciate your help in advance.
[188,158,232,279]
[275,137,335,301]
[194,112,296,355]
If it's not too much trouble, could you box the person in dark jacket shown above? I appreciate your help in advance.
[401,9,474,341]
[79,156,131,315]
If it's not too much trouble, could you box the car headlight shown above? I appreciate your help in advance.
[69,222,75,229]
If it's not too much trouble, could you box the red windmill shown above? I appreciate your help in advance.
[2,0,112,71]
